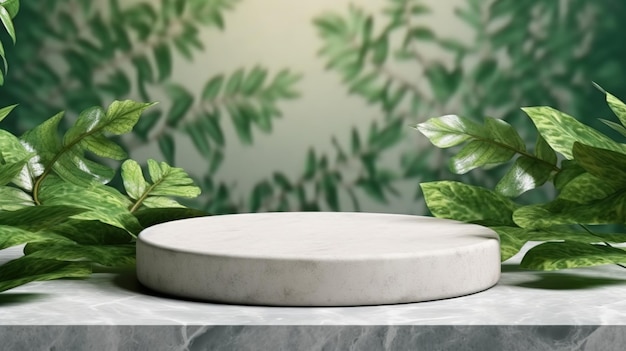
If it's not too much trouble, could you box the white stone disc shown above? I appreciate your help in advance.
[136,212,500,306]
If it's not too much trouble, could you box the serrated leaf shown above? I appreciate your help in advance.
[495,156,553,197]
[38,177,141,234]
[127,159,200,212]
[23,242,136,267]
[121,159,148,199]
[522,106,626,159]
[0,256,91,293]
[572,142,626,187]
[520,241,626,270]
[421,181,519,226]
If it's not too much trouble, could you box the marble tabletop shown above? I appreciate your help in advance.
[1,243,626,326]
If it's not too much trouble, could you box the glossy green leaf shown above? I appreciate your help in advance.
[572,142,626,187]
[600,118,626,138]
[450,140,515,174]
[416,114,484,148]
[489,226,529,261]
[557,172,615,204]
[522,106,626,159]
[0,5,16,43]
[0,256,91,293]
[520,241,626,270]
[421,181,519,226]
[513,191,626,229]
[495,156,553,197]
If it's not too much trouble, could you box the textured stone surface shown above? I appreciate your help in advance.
[136,212,500,306]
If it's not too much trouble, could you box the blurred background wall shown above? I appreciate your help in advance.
[2,0,625,215]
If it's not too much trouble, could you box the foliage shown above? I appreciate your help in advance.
[0,0,203,295]
[417,86,626,270]
[0,98,203,292]
[0,0,300,215]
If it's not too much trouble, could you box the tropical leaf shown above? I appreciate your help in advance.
[0,186,32,210]
[489,226,529,262]
[133,207,208,228]
[421,181,519,226]
[572,142,626,188]
[0,256,91,293]
[0,225,72,250]
[522,106,626,159]
[520,241,626,270]
[23,242,136,267]
[122,159,201,211]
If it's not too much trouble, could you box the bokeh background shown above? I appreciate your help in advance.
[2,0,625,215]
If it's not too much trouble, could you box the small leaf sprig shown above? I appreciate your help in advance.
[416,85,626,271]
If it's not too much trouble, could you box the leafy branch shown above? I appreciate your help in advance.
[417,86,626,270]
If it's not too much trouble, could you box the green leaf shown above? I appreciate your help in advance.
[421,181,519,226]
[513,191,626,229]
[495,156,553,197]
[0,205,87,231]
[450,140,515,174]
[416,114,484,148]
[200,112,224,145]
[605,92,626,128]
[403,26,434,46]
[522,106,626,159]
[24,242,136,267]
[356,177,386,204]
[489,226,530,262]
[554,160,585,191]
[153,43,172,81]
[250,180,273,212]
[0,5,16,44]
[474,59,498,82]
[225,68,244,95]
[273,172,292,191]
[0,104,17,122]
[201,75,224,101]
[520,241,626,270]
[557,172,615,204]
[49,219,133,245]
[121,159,148,200]
[158,133,175,165]
[572,142,626,188]
[0,225,71,250]
[599,118,626,138]
[0,256,91,293]
[322,173,339,211]
[0,186,33,210]
[126,159,201,212]
[38,177,141,234]
[165,84,194,127]
[303,148,316,180]
[242,66,267,95]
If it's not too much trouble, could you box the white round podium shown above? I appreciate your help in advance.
[136,212,500,306]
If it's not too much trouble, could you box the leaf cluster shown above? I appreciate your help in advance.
[417,86,626,271]
[0,100,203,293]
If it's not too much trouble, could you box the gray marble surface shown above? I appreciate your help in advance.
[2,244,626,350]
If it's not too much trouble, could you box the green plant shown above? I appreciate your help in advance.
[416,85,626,270]
[0,1,204,293]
